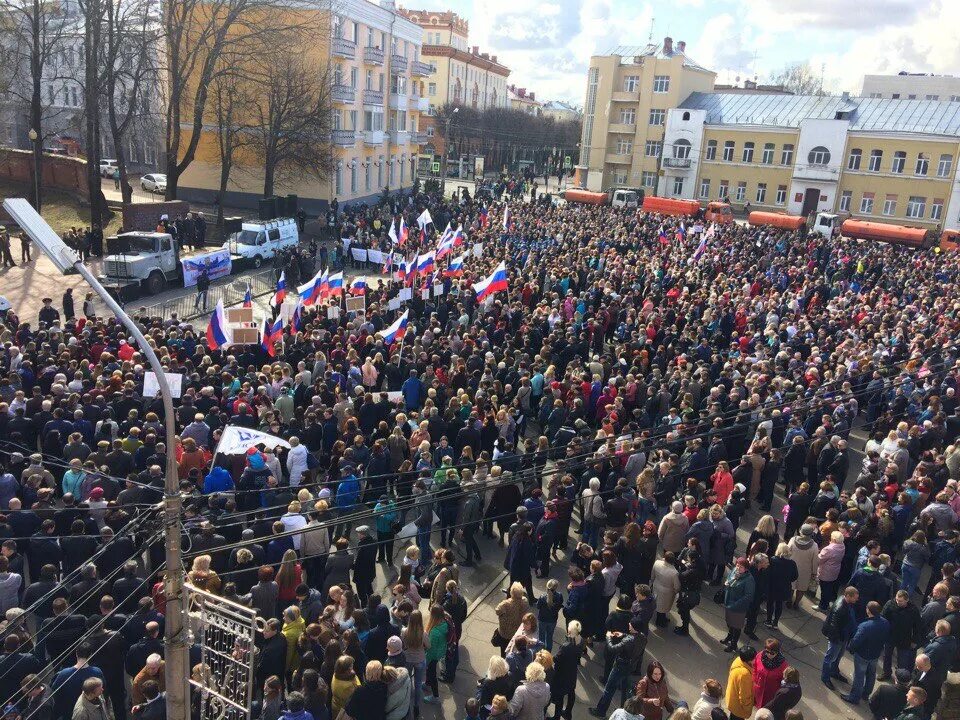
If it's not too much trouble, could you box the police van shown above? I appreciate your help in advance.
[223,217,299,268]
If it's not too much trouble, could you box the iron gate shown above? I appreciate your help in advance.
[187,583,260,720]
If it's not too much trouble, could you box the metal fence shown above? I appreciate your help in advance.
[137,268,278,323]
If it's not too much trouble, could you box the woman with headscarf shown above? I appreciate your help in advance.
[722,557,756,653]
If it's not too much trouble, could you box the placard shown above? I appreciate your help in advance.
[367,249,383,265]
[232,327,260,344]
[342,238,351,254]
[345,296,366,313]
[399,287,412,301]
[351,248,368,262]
[181,249,232,287]
[327,306,340,320]
[472,242,483,257]
[386,391,404,403]
[143,371,184,399]
[388,298,401,311]
[433,284,444,297]
[421,289,431,300]
[226,307,254,324]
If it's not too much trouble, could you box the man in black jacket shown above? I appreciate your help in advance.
[37,597,86,663]
[869,668,910,720]
[255,619,287,691]
[880,590,924,681]
[822,586,861,689]
[85,615,129,720]
[125,622,164,679]
[589,618,639,717]
[0,634,41,705]
[352,526,377,604]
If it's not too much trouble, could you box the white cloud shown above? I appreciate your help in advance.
[744,0,919,30]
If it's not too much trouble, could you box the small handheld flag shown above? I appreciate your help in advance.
[349,278,367,295]
[270,271,286,307]
[380,309,409,345]
[444,253,465,277]
[417,251,436,275]
[242,285,252,308]
[328,272,344,297]
[290,302,304,333]
[205,300,230,350]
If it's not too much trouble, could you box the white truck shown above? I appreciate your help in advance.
[99,232,221,296]
[810,212,840,239]
[222,217,299,269]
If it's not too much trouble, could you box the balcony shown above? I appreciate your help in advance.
[410,96,430,112]
[363,46,384,65]
[608,122,636,134]
[389,92,408,110]
[331,85,355,104]
[332,37,356,59]
[364,130,385,145]
[611,90,639,102]
[411,132,430,145]
[391,54,408,73]
[389,130,410,145]
[605,152,632,165]
[662,157,692,169]
[411,60,433,77]
[363,89,384,105]
[332,130,357,147]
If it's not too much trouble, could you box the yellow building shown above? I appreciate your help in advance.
[662,93,960,227]
[178,0,427,212]
[507,85,542,116]
[578,37,716,192]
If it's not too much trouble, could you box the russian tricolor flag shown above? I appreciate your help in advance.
[399,217,409,245]
[380,309,409,345]
[658,227,669,245]
[451,224,465,246]
[472,261,508,302]
[270,272,286,307]
[205,300,230,350]
[261,316,283,357]
[298,268,326,306]
[328,272,344,297]
[503,204,510,230]
[444,253,465,277]
[290,302,304,333]
[689,236,708,265]
[436,225,455,260]
[479,206,488,228]
[417,251,435,274]
[676,221,686,242]
[242,286,252,308]
[349,278,367,295]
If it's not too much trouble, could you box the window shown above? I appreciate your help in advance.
[735,182,746,202]
[705,140,717,161]
[653,75,669,93]
[932,198,944,220]
[350,164,357,193]
[718,180,729,199]
[335,164,343,194]
[699,179,710,199]
[640,171,657,188]
[776,185,787,205]
[673,139,691,159]
[615,137,632,155]
[644,140,661,157]
[908,94,916,100]
[389,156,395,185]
[906,196,926,218]
[350,68,358,88]
[365,69,373,90]
[682,111,690,121]
[781,144,794,165]
[761,143,774,164]
[860,193,874,214]
[839,190,852,212]
[722,141,734,162]
[915,153,929,176]
[742,142,754,163]
[868,149,882,172]
[377,156,383,188]
[926,94,939,100]
[364,110,384,131]
[891,151,906,174]
[672,177,684,195]
[892,93,900,99]
[620,108,636,125]
[883,194,897,216]
[952,95,960,102]
[365,158,371,191]
[333,110,342,130]
[938,154,953,177]
[623,76,639,92]
[349,110,357,130]
[755,182,766,203]
[614,170,628,185]
[648,109,664,126]
[807,146,830,166]
[847,148,862,170]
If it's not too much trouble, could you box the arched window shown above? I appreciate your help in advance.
[673,139,691,159]
[472,83,479,107]
[808,146,831,166]
[453,79,462,103]
[682,111,690,121]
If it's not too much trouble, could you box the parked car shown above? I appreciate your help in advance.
[141,173,166,193]
[99,159,118,177]
[0,295,11,314]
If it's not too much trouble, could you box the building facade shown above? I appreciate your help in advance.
[861,73,960,102]
[179,0,426,212]
[577,37,716,192]
[660,92,960,229]
[508,85,541,115]
[541,100,581,123]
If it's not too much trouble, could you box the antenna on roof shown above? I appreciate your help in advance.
[648,16,654,43]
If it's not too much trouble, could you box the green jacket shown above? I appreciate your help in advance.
[426,621,448,662]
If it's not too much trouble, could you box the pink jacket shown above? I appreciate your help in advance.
[817,541,845,582]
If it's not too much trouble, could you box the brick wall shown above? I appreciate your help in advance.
[0,147,89,198]
[121,201,191,232]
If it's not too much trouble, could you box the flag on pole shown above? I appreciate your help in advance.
[444,253,465,277]
[704,222,717,240]
[328,272,344,297]
[417,208,434,229]
[260,316,283,357]
[689,236,708,264]
[451,224,465,246]
[436,229,455,260]
[242,285,252,308]
[388,219,400,246]
[270,271,286,307]
[675,221,686,242]
[417,250,436,274]
[503,204,510,230]
[380,309,409,345]
[217,425,291,455]
[205,300,230,350]
[472,261,508,302]
[479,206,489,228]
[382,252,393,275]
[658,227,669,245]
[297,268,326,306]
[349,278,367,295]
[290,302,304,333]
[399,217,409,245]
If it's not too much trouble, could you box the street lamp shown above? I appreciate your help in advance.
[28,128,40,210]
[441,106,459,197]
[1,197,189,720]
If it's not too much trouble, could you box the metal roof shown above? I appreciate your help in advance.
[679,92,960,136]
[604,43,712,73]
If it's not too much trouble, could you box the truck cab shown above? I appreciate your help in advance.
[224,217,299,268]
[704,201,733,224]
[609,188,639,209]
[101,232,179,295]
[811,212,839,238]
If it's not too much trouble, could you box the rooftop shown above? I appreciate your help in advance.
[604,37,712,74]
[679,92,960,136]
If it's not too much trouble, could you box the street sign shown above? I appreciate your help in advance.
[563,155,572,170]
[431,161,441,174]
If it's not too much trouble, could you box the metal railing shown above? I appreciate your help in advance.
[136,267,278,323]
[363,46,384,65]
[332,37,356,59]
[663,157,692,168]
[411,60,433,76]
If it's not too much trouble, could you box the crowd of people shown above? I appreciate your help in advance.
[0,177,959,720]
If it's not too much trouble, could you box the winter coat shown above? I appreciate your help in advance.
[849,616,890,661]
[496,596,529,640]
[817,541,845,582]
[763,682,802,720]
[766,557,799,602]
[882,598,923,648]
[286,444,309,486]
[651,559,680,614]
[384,667,412,720]
[657,512,689,554]
[753,652,787,708]
[787,534,819,594]
[725,656,754,719]
[723,569,755,613]
[685,520,714,556]
[507,680,550,720]
[710,516,736,566]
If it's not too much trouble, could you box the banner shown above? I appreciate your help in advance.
[345,295,366,314]
[182,249,232,287]
[472,242,484,257]
[143,371,184,399]
[217,425,291,455]
[367,249,383,265]
[351,248,368,262]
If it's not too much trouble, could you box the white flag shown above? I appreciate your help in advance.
[217,425,292,455]
[417,208,434,229]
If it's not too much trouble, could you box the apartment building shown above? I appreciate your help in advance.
[541,101,581,122]
[508,85,542,116]
[577,37,716,192]
[178,0,426,211]
[861,73,960,102]
[660,92,960,228]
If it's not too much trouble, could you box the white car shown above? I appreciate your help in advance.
[0,296,10,314]
[100,159,118,177]
[141,173,167,193]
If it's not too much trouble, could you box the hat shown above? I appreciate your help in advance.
[387,636,403,656]
[29,453,42,463]
[800,524,815,537]
[89,487,105,500]
[318,488,331,500]
[356,525,370,535]
[894,668,912,685]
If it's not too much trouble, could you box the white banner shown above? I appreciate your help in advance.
[367,249,384,265]
[182,249,232,287]
[472,242,483,257]
[351,247,368,262]
[143,371,184,399]
[217,425,291,455]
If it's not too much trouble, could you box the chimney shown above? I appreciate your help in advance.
[663,36,673,55]
[744,79,756,89]
[472,45,479,54]
[529,92,535,101]
[481,52,488,59]
[491,55,497,63]
[676,40,686,53]
[841,91,850,101]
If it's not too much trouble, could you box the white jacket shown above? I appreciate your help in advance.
[286,444,309,486]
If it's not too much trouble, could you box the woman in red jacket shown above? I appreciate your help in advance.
[711,461,734,506]
[753,638,787,708]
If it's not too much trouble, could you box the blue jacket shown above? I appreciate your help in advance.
[723,570,755,614]
[203,466,234,494]
[564,582,588,620]
[848,616,890,660]
[336,475,360,510]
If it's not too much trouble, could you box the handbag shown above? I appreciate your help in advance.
[491,628,503,646]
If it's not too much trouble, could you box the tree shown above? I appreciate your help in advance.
[210,66,255,224]
[249,47,333,198]
[769,62,824,96]
[77,0,108,224]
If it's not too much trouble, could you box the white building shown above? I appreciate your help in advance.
[861,73,960,102]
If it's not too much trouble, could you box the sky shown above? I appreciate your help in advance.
[397,0,960,105]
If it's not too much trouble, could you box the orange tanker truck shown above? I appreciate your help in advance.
[748,211,807,231]
[839,219,936,249]
[563,188,639,208]
[641,196,734,224]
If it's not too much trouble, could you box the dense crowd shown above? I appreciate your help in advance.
[1,179,960,720]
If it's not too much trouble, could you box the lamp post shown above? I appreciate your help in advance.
[1,197,189,720]
[27,128,40,210]
[441,106,458,197]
